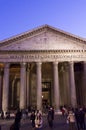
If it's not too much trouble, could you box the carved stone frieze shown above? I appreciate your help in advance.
[0,51,86,63]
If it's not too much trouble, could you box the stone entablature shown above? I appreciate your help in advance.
[0,50,86,63]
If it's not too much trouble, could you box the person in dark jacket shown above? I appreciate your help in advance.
[47,107,54,128]
[15,109,22,130]
[30,111,36,128]
[78,108,85,130]
[75,108,80,130]
[10,109,22,130]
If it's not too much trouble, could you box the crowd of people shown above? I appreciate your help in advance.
[0,105,86,130]
[30,107,54,129]
[61,106,86,130]
[8,106,54,130]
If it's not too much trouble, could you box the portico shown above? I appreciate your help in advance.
[0,25,86,112]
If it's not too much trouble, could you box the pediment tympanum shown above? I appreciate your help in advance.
[0,25,86,51]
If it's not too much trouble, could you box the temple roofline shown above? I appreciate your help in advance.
[0,24,86,46]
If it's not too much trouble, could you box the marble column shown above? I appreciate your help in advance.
[20,63,26,110]
[26,64,30,108]
[69,61,77,108]
[83,61,86,105]
[36,62,42,110]
[0,68,3,110]
[53,62,60,109]
[2,63,10,112]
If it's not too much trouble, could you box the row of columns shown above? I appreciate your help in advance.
[0,61,78,112]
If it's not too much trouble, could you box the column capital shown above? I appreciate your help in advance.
[26,64,31,72]
[4,63,10,68]
[53,61,59,65]
[69,61,74,65]
[20,62,26,68]
[36,62,42,66]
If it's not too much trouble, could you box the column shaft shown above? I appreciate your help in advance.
[26,64,30,108]
[83,62,86,105]
[69,62,77,107]
[0,69,3,110]
[2,63,10,112]
[20,63,26,109]
[53,62,60,109]
[36,62,42,110]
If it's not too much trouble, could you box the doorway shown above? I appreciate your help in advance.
[42,82,51,111]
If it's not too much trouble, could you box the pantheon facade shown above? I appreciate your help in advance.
[0,25,86,112]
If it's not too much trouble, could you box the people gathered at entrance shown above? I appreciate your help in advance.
[30,109,43,129]
[30,106,55,129]
[1,105,86,130]
[66,106,86,130]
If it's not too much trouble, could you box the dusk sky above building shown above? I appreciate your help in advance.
[0,0,86,41]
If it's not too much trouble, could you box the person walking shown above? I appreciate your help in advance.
[14,109,22,130]
[78,107,86,130]
[47,107,54,128]
[30,110,36,129]
[74,108,80,130]
[35,110,43,129]
[10,108,22,130]
[67,110,76,130]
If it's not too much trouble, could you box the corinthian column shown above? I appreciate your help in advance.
[0,68,3,110]
[20,63,26,109]
[83,62,86,105]
[26,64,30,108]
[53,62,60,109]
[36,62,42,110]
[2,63,10,112]
[69,62,77,108]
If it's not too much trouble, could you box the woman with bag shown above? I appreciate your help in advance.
[35,110,43,129]
[67,110,76,130]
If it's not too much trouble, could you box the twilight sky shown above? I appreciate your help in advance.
[0,0,86,41]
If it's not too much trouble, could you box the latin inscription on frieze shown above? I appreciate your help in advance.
[0,53,86,62]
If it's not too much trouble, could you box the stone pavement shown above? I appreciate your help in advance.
[0,115,77,130]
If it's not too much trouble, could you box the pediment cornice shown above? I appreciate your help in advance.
[0,25,86,47]
[0,49,86,54]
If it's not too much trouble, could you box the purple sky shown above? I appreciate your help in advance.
[0,0,86,41]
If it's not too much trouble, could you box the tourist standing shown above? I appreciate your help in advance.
[14,109,22,130]
[78,107,86,130]
[35,110,43,129]
[47,107,54,128]
[10,109,22,130]
[30,110,36,128]
[74,108,81,130]
[67,110,76,130]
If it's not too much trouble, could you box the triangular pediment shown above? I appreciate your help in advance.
[0,25,86,51]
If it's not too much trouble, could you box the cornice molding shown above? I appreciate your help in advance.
[0,49,86,54]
